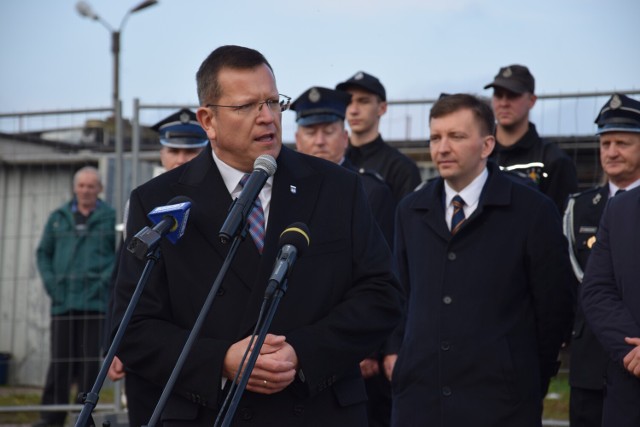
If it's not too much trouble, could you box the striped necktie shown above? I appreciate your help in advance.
[239,174,265,253]
[451,195,466,235]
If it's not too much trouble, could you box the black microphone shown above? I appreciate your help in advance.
[264,222,310,298]
[127,196,193,259]
[219,154,277,243]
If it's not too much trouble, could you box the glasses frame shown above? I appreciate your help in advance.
[206,94,291,115]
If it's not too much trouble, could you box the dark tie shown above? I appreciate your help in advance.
[240,174,265,253]
[451,195,466,235]
[615,188,626,196]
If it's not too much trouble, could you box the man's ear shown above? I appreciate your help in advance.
[378,101,388,117]
[481,135,496,159]
[196,106,217,142]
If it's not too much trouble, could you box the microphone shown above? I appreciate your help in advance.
[127,196,193,259]
[265,222,310,298]
[219,154,277,244]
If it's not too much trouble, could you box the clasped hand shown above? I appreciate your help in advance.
[223,334,298,394]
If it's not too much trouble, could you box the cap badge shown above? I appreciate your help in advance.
[610,94,622,109]
[354,72,364,80]
[179,111,190,124]
[308,88,321,103]
[502,67,513,78]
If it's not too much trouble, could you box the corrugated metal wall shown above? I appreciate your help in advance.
[0,163,80,385]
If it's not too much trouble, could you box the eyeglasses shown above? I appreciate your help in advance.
[206,94,291,116]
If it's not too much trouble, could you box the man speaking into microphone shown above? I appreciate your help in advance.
[112,45,402,427]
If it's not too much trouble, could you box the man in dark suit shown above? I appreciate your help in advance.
[112,45,401,427]
[389,94,573,426]
[564,93,640,427]
[580,95,640,427]
[291,86,396,427]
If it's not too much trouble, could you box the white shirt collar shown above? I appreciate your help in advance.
[444,167,488,210]
[608,178,640,197]
[211,149,273,226]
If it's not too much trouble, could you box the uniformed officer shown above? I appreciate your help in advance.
[291,86,395,427]
[484,64,578,212]
[564,93,640,427]
[336,71,422,203]
[151,108,209,172]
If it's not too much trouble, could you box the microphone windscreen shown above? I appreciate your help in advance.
[279,222,310,256]
[254,154,277,176]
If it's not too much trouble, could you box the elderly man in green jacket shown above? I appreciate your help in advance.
[33,166,115,427]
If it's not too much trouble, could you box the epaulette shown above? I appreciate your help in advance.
[567,186,604,202]
[358,168,385,184]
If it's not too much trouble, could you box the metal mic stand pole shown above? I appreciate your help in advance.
[215,278,289,427]
[75,245,162,427]
[144,232,246,427]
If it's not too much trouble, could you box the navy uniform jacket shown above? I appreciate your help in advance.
[342,157,395,247]
[112,146,402,427]
[346,134,422,203]
[564,186,609,390]
[391,162,573,427]
[581,186,640,427]
[491,122,578,213]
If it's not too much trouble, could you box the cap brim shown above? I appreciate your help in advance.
[160,138,209,149]
[336,82,385,100]
[297,114,343,126]
[484,80,528,94]
[596,125,640,135]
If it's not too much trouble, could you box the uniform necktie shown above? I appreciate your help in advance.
[239,174,265,253]
[451,195,466,235]
[615,188,626,196]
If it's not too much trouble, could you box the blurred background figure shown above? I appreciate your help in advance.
[336,71,422,203]
[485,64,578,212]
[291,86,395,245]
[33,166,116,427]
[152,108,210,173]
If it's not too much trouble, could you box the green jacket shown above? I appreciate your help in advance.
[36,199,116,315]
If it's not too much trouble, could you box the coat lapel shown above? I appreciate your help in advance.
[411,179,451,242]
[238,147,324,335]
[169,149,261,293]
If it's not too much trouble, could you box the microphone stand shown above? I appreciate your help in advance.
[74,245,163,427]
[214,277,290,427]
[144,227,248,427]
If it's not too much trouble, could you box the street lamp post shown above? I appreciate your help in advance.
[76,0,157,223]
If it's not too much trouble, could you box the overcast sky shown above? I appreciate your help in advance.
[1,0,638,138]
